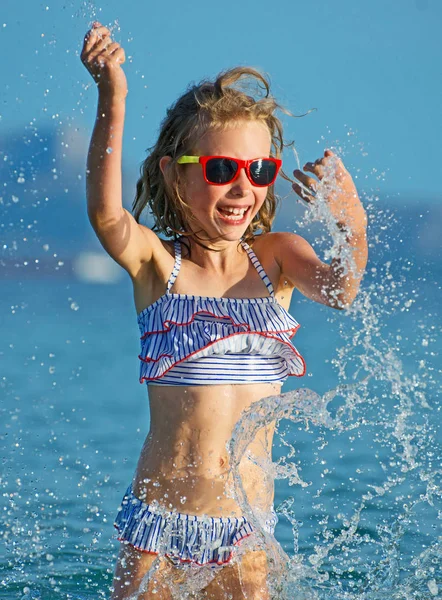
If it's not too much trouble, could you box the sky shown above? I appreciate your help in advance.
[1,0,442,202]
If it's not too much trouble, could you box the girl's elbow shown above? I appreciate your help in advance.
[324,288,358,310]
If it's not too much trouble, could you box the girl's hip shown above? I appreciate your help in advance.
[114,484,278,568]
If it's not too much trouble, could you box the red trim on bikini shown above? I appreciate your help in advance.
[139,309,299,340]
[140,310,249,339]
[114,523,254,567]
[137,326,305,381]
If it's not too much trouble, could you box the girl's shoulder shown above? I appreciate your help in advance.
[253,231,320,286]
[253,231,309,259]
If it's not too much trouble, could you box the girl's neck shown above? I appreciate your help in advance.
[182,236,246,273]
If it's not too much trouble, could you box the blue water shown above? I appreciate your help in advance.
[1,218,441,598]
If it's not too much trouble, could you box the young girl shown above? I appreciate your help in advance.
[81,21,367,600]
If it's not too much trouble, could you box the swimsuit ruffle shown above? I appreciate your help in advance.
[137,295,306,383]
[114,486,257,567]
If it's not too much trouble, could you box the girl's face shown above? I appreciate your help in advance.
[179,120,272,242]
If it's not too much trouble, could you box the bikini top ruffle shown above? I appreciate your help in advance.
[137,240,306,386]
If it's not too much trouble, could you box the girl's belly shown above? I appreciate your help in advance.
[132,382,280,516]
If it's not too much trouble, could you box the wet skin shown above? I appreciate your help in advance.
[134,382,280,516]
[82,24,367,599]
[130,121,294,517]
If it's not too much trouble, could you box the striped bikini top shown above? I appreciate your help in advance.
[137,239,306,386]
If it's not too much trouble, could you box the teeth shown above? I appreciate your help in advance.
[217,206,249,222]
[221,207,247,215]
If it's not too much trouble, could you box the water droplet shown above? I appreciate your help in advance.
[428,579,439,596]
[106,147,113,154]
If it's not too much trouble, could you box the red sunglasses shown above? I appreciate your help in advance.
[177,155,282,187]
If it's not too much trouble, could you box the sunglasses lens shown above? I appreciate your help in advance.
[250,159,277,185]
[206,158,238,184]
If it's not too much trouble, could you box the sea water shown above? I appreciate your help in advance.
[225,169,442,599]
[1,189,441,598]
[1,19,441,592]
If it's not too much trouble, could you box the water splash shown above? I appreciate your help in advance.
[218,156,442,598]
[225,377,441,598]
[1,12,441,590]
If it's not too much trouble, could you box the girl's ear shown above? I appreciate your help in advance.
[159,155,172,175]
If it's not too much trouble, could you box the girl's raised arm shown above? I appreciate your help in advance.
[80,22,157,277]
[277,150,368,309]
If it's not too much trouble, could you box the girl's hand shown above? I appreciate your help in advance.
[80,22,128,101]
[292,150,367,234]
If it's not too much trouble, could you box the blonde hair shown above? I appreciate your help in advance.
[133,66,295,245]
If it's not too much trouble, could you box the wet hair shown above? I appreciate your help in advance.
[132,66,295,245]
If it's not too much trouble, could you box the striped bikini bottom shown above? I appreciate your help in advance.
[114,485,277,568]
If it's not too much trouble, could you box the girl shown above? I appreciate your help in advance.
[81,21,367,600]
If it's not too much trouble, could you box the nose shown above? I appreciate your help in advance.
[230,167,252,196]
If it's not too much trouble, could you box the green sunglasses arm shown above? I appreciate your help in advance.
[177,156,200,164]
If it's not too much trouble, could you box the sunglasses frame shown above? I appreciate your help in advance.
[177,155,282,187]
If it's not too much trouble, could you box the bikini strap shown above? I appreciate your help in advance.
[166,239,182,294]
[241,240,275,297]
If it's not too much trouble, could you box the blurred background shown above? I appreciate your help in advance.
[1,0,441,270]
[1,1,441,598]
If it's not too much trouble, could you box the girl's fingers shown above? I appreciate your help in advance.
[82,35,118,67]
[303,161,325,180]
[105,41,121,54]
[89,24,111,37]
[293,151,348,202]
[82,25,111,53]
[89,37,111,55]
[80,23,128,96]
[91,42,123,64]
[109,46,126,64]
[96,42,126,64]
[84,25,110,44]
[292,182,315,203]
[293,168,318,203]
[293,169,318,191]
[82,42,125,76]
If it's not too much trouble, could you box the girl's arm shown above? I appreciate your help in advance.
[81,22,158,277]
[275,229,367,309]
[277,150,368,309]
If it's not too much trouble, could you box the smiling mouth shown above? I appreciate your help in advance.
[216,206,251,223]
